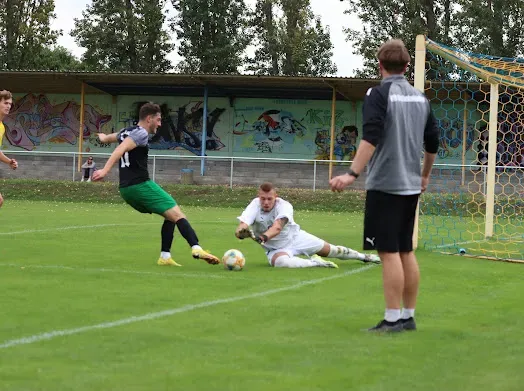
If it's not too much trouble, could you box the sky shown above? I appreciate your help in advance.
[50,0,364,77]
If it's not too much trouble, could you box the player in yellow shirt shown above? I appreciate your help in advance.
[0,90,18,208]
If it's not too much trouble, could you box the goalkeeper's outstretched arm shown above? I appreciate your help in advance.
[235,222,251,239]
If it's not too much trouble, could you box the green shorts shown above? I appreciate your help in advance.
[119,180,177,215]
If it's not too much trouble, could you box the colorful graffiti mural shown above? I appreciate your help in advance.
[433,106,480,161]
[119,100,226,156]
[232,99,360,160]
[315,125,359,161]
[233,109,309,153]
[0,93,494,165]
[2,94,111,151]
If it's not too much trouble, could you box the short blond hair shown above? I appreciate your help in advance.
[377,39,411,73]
[0,90,12,102]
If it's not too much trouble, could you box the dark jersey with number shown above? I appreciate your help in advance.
[118,126,150,188]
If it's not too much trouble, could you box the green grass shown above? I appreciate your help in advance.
[1,200,524,391]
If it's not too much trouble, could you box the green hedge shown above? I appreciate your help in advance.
[2,179,521,215]
[0,179,366,213]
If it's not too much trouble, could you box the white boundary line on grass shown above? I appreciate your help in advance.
[0,221,232,236]
[0,263,234,280]
[0,223,158,235]
[0,264,375,349]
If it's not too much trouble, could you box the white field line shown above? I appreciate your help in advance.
[0,223,158,236]
[0,264,375,349]
[0,220,231,236]
[0,263,234,280]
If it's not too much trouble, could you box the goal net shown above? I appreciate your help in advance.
[415,36,523,262]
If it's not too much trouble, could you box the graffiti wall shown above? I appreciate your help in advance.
[2,93,113,152]
[232,98,361,160]
[0,92,490,164]
[114,96,231,156]
[433,104,482,163]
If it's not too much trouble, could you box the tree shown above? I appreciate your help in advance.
[248,0,280,75]
[454,0,524,58]
[0,0,62,69]
[343,0,457,78]
[247,0,337,76]
[32,46,86,71]
[71,0,173,72]
[171,0,251,74]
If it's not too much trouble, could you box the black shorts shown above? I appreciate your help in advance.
[363,190,420,253]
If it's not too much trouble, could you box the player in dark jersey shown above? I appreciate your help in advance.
[92,102,220,266]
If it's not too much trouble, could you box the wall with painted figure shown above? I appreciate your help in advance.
[114,96,231,156]
[0,92,492,165]
[1,93,113,153]
[433,103,483,164]
[232,98,362,160]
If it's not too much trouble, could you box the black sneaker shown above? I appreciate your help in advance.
[401,317,417,331]
[367,319,404,332]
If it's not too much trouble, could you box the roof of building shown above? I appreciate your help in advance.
[0,70,380,100]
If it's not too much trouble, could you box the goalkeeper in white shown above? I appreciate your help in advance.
[235,182,380,268]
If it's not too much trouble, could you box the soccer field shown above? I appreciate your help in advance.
[1,201,523,391]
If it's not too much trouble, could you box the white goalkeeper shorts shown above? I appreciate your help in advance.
[266,230,325,265]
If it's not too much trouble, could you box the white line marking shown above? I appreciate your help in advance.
[0,264,375,349]
[0,223,158,236]
[0,221,232,236]
[0,263,232,280]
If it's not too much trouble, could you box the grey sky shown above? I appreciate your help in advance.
[51,0,364,77]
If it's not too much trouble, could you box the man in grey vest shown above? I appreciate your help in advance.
[330,39,439,332]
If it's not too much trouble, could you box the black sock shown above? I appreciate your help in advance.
[161,220,176,252]
[176,218,199,247]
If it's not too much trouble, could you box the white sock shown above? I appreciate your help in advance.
[327,244,364,260]
[384,309,401,323]
[161,251,171,260]
[401,308,415,319]
[192,245,202,251]
[273,255,320,268]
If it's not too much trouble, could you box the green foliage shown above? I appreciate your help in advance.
[343,0,524,78]
[0,0,62,69]
[3,179,521,217]
[0,179,365,212]
[30,46,85,71]
[171,0,251,73]
[247,0,336,76]
[71,0,173,72]
[454,0,524,58]
[343,0,455,78]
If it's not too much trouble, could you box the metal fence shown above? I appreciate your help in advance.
[1,150,523,193]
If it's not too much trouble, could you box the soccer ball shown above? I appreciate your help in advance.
[222,249,245,271]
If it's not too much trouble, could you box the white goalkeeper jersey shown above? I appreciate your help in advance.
[237,197,300,250]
